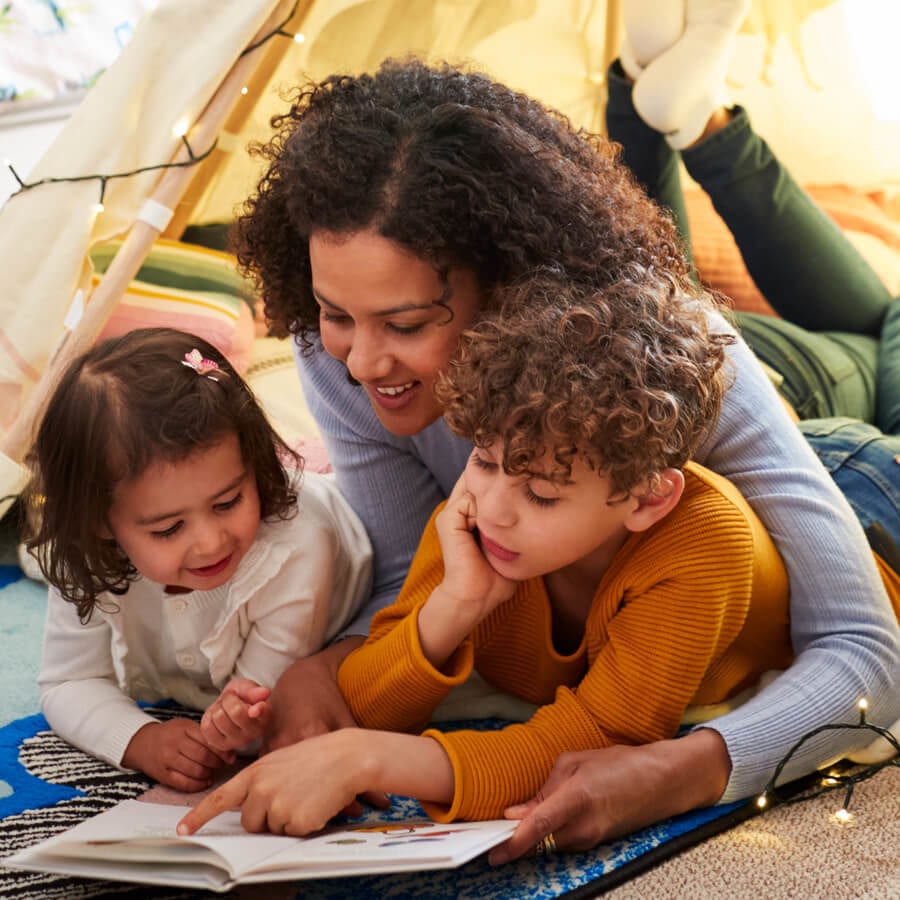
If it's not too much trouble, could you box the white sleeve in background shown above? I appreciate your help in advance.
[694,325,900,801]
[38,588,158,770]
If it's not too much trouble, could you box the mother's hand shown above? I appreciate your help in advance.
[489,729,731,864]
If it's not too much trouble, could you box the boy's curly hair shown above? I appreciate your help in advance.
[235,56,694,344]
[23,328,301,621]
[437,271,735,498]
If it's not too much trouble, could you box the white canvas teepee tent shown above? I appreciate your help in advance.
[1,0,898,514]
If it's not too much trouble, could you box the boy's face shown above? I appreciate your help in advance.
[107,432,261,592]
[464,444,639,583]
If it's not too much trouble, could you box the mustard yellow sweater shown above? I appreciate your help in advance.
[339,463,794,821]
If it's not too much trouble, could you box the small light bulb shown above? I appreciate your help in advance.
[93,202,105,214]
[172,119,189,138]
[241,86,249,95]
[756,795,767,809]
[2,157,11,167]
[834,808,852,824]
[858,698,868,711]
[822,777,839,786]
[293,32,305,44]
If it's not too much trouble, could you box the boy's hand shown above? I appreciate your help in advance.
[436,474,516,617]
[122,718,232,792]
[201,678,271,754]
[177,729,372,837]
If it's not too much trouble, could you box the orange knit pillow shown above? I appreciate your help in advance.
[685,184,900,317]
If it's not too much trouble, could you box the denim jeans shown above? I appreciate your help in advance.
[800,418,900,551]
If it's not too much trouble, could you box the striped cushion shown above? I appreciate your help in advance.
[91,239,256,374]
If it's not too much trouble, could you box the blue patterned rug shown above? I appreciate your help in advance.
[0,560,754,899]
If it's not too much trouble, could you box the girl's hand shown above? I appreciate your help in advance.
[201,678,271,754]
[122,718,233,792]
[435,474,516,618]
[177,729,373,836]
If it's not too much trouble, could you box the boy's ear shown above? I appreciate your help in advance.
[624,468,685,533]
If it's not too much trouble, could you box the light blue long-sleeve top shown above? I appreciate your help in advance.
[294,317,900,803]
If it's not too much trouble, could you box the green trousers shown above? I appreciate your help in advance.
[606,64,900,435]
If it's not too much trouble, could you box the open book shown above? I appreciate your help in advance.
[5,799,518,892]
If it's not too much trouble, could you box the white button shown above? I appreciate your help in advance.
[174,599,188,612]
[179,654,195,668]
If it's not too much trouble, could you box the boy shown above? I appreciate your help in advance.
[180,273,794,835]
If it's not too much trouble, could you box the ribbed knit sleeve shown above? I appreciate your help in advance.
[344,467,792,822]
[339,507,475,733]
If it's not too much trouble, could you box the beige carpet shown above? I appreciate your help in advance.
[609,766,900,899]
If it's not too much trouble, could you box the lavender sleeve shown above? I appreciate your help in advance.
[693,318,900,800]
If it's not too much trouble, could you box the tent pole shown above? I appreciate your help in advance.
[163,0,317,240]
[0,0,298,469]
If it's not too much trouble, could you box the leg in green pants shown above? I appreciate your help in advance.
[605,63,898,433]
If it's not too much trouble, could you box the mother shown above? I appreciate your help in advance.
[238,59,899,848]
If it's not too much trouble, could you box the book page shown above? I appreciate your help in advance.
[10,799,517,882]
[18,800,301,878]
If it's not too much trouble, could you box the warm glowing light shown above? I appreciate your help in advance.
[172,119,189,138]
[822,777,839,786]
[834,808,853,824]
[843,0,900,121]
[241,86,249,95]
[858,698,869,711]
[293,32,305,44]
[93,202,105,214]
[756,795,767,809]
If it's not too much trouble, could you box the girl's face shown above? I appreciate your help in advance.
[309,229,482,436]
[106,433,261,592]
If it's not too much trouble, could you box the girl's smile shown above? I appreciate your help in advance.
[107,433,261,593]
[187,553,235,578]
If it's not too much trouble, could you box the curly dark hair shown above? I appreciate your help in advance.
[23,328,301,621]
[437,270,735,498]
[235,56,693,344]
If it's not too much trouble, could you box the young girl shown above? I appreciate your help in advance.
[181,272,897,840]
[25,328,372,792]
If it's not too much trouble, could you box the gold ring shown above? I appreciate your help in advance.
[535,832,558,856]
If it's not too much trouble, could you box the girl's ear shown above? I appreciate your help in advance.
[623,468,685,533]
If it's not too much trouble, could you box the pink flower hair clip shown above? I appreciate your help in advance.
[182,348,221,381]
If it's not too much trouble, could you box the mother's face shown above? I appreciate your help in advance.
[309,229,482,437]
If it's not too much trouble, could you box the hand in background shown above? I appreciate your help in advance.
[200,678,271,754]
[489,730,731,864]
[261,637,364,754]
[122,718,233,793]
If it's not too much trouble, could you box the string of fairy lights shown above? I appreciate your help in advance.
[755,698,899,826]
[1,0,899,841]
[1,0,304,214]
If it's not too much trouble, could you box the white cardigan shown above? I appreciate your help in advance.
[38,472,372,769]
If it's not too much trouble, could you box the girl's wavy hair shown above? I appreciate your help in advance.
[23,328,301,621]
[437,271,735,498]
[236,56,696,344]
